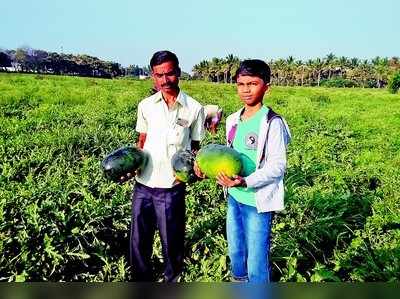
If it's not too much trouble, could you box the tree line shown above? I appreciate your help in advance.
[192,53,400,88]
[1,48,399,89]
[0,47,151,78]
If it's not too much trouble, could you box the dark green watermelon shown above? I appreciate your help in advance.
[171,150,196,183]
[102,146,147,182]
[195,144,242,179]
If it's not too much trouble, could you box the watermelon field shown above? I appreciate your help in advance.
[0,73,400,282]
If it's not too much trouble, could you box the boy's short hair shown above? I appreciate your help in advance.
[234,59,271,84]
[150,50,180,70]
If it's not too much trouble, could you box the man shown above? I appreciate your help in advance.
[130,50,205,282]
[149,89,223,135]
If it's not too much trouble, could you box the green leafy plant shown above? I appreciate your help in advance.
[388,71,400,94]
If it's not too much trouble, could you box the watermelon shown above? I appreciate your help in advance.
[102,146,147,182]
[171,150,196,183]
[195,144,242,179]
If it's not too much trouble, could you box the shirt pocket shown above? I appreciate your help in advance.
[167,124,189,146]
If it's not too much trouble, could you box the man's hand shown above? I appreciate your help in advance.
[191,141,201,153]
[193,161,205,179]
[118,169,140,184]
[118,172,132,184]
[216,173,246,188]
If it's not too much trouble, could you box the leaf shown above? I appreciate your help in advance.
[14,272,27,282]
[66,252,91,259]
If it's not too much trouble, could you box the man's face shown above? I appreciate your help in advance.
[152,61,180,94]
[236,75,268,106]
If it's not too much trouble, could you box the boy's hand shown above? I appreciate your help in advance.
[193,161,205,179]
[216,173,246,187]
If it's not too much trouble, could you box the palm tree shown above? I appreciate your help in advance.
[359,59,372,87]
[221,60,230,83]
[285,56,295,86]
[372,56,389,88]
[192,60,210,81]
[224,54,240,83]
[350,57,360,69]
[389,56,400,70]
[230,57,241,83]
[209,57,224,82]
[305,59,315,85]
[324,53,337,79]
[295,60,308,86]
[313,58,324,86]
[338,56,349,77]
[273,58,287,85]
[192,61,203,79]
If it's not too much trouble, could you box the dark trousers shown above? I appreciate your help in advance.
[130,182,186,282]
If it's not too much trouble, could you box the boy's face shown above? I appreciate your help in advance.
[236,75,269,106]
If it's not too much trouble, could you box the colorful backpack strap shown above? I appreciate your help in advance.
[228,107,281,149]
[227,124,237,146]
[227,108,245,146]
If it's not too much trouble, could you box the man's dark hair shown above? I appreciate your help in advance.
[234,59,271,83]
[150,50,180,70]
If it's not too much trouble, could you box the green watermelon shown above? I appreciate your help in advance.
[102,146,147,182]
[195,144,242,179]
[171,150,196,183]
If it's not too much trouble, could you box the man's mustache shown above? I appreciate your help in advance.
[161,83,177,88]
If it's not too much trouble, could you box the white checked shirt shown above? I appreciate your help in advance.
[135,90,205,188]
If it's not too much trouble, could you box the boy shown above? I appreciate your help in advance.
[216,59,291,282]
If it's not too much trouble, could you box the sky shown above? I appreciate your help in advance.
[1,0,399,73]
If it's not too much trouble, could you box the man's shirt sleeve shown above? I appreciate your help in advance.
[191,106,205,141]
[135,102,147,133]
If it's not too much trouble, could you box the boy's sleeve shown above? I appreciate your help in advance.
[190,106,205,141]
[135,102,147,133]
[244,118,288,189]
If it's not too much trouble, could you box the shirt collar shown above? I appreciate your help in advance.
[153,90,187,107]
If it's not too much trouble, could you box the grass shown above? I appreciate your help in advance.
[0,73,399,281]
